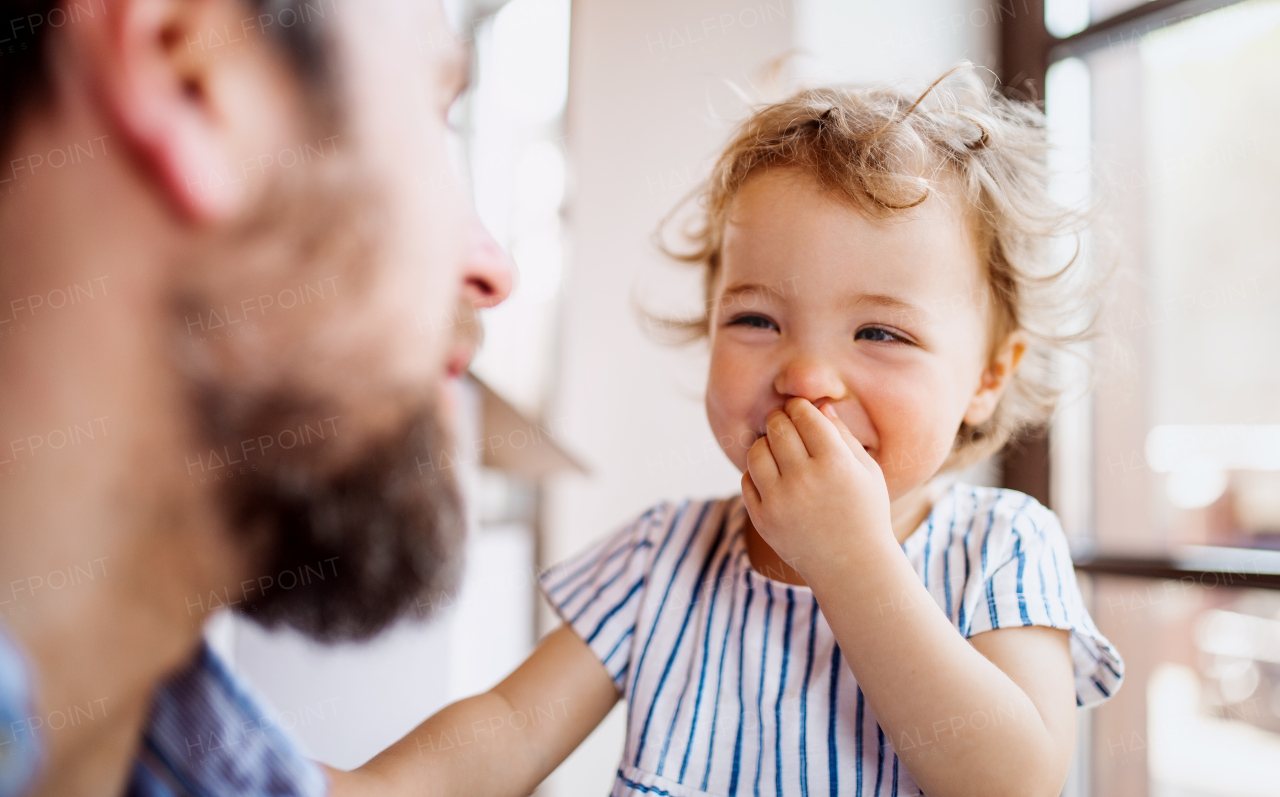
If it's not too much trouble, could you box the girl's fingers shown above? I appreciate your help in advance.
[746,436,780,488]
[821,404,881,473]
[740,470,762,515]
[820,403,859,448]
[786,398,846,460]
[764,408,807,473]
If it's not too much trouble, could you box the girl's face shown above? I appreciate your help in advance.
[706,168,1014,502]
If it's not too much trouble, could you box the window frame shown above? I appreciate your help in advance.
[995,0,1275,588]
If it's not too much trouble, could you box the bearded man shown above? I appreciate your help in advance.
[0,0,512,794]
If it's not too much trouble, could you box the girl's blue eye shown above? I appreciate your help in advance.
[855,326,905,343]
[728,314,778,331]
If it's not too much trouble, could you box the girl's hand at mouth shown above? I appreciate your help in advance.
[740,397,893,578]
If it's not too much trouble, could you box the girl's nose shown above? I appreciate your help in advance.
[774,355,847,404]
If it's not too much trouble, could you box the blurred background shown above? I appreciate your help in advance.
[206,0,1280,794]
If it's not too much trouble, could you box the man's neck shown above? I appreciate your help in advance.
[0,106,254,797]
[0,252,247,797]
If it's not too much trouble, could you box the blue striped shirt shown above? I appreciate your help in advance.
[539,484,1123,797]
[129,643,327,797]
[0,634,326,797]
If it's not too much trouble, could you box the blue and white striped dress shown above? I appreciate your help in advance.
[538,484,1123,797]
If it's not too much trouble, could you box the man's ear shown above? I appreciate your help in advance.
[72,0,305,222]
[964,331,1026,428]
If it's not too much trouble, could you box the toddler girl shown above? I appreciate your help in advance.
[341,72,1123,797]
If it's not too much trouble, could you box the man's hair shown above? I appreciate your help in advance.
[0,0,333,154]
[658,66,1104,470]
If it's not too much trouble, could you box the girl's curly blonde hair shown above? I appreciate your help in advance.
[657,67,1101,470]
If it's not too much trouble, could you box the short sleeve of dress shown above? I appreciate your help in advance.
[538,503,674,693]
[960,493,1124,708]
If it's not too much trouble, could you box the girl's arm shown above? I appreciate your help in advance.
[743,399,1077,797]
[800,536,1076,797]
[326,624,618,797]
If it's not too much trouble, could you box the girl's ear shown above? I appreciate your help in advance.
[964,332,1026,427]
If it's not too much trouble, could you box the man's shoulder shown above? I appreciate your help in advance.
[129,643,327,797]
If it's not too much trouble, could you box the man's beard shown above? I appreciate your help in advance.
[175,170,470,642]
[209,394,465,642]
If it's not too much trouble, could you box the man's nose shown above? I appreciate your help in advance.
[461,218,514,309]
[774,354,846,404]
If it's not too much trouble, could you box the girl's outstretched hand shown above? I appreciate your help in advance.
[740,397,893,575]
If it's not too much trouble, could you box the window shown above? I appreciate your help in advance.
[1002,1,1280,794]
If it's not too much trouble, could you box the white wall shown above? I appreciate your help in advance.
[795,0,999,84]
[542,1,997,794]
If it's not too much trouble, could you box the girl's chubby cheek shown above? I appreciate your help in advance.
[706,408,757,470]
[875,421,958,491]
[707,362,769,419]
[705,394,769,471]
[855,385,953,477]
